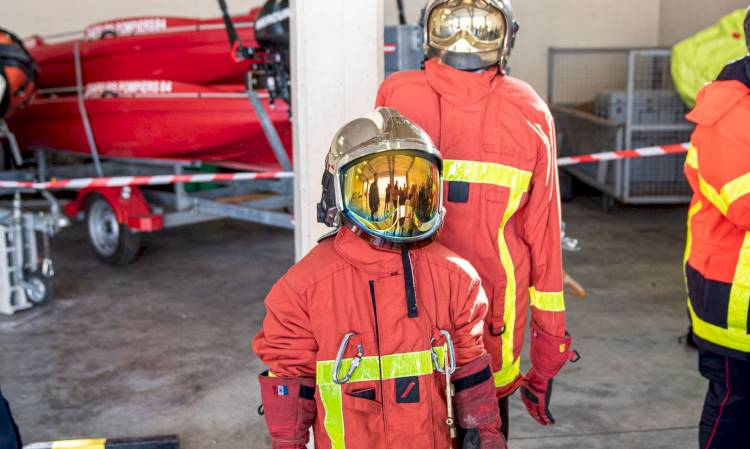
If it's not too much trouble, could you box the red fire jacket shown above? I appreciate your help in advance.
[377,59,568,395]
[684,79,750,360]
[253,227,490,449]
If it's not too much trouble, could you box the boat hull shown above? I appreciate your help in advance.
[28,14,260,89]
[7,84,292,171]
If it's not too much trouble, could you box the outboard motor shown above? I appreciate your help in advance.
[0,28,38,119]
[252,0,290,106]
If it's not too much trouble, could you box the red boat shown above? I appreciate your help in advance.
[26,10,261,89]
[7,80,292,171]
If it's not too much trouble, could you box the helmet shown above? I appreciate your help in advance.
[745,6,750,51]
[0,28,38,119]
[317,108,444,247]
[423,0,518,71]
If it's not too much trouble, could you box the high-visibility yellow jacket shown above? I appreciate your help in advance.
[672,8,748,108]
[684,79,750,360]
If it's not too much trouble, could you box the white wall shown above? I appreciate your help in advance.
[7,1,408,37]
[6,0,746,97]
[381,1,660,98]
[659,0,749,46]
[7,1,265,37]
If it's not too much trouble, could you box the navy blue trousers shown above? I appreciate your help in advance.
[0,387,21,449]
[698,350,750,449]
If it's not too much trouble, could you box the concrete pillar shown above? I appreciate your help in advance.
[291,0,384,260]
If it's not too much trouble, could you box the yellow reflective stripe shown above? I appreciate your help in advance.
[316,348,442,386]
[727,232,750,334]
[698,174,728,215]
[529,288,565,312]
[494,185,526,388]
[51,440,106,449]
[493,357,520,388]
[684,201,703,294]
[316,356,381,386]
[698,173,750,217]
[443,159,532,191]
[316,347,446,449]
[684,201,703,266]
[685,144,698,170]
[382,347,439,379]
[318,384,345,449]
[689,300,750,353]
[722,173,750,209]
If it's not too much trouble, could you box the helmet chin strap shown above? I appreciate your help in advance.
[438,50,504,73]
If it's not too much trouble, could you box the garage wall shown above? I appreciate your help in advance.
[6,1,746,97]
[659,0,749,46]
[384,0,661,98]
[6,1,409,37]
[6,1,266,37]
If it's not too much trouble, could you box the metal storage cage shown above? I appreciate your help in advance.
[548,48,694,205]
[385,25,423,78]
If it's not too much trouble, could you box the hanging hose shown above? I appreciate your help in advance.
[217,0,254,60]
[396,0,408,25]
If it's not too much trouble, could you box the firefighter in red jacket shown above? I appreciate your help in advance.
[253,108,511,449]
[376,0,576,437]
[683,12,750,448]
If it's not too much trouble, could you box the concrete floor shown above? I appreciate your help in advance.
[0,197,706,449]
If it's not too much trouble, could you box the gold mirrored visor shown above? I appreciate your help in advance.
[428,0,507,53]
[340,151,441,242]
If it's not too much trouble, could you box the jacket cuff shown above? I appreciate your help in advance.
[529,322,576,380]
[259,372,317,448]
[453,354,501,428]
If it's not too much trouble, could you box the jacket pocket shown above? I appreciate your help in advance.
[343,389,382,414]
[485,282,506,336]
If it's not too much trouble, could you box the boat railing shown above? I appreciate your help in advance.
[33,21,254,45]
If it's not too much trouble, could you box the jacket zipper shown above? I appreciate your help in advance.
[369,280,389,443]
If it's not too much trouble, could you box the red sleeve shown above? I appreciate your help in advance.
[252,277,318,378]
[375,83,389,108]
[695,128,750,231]
[450,270,489,366]
[519,111,567,338]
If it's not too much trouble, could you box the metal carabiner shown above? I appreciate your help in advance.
[332,332,364,385]
[430,330,457,375]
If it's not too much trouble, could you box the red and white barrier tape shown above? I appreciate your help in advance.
[0,143,691,191]
[0,171,293,191]
[557,143,689,167]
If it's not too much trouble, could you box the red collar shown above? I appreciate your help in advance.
[333,227,405,275]
[424,58,501,106]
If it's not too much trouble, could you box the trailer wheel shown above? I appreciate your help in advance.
[86,195,142,265]
[24,270,53,305]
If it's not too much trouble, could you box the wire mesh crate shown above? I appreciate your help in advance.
[549,48,694,204]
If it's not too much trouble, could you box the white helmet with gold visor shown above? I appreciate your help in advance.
[317,108,444,247]
[424,0,518,71]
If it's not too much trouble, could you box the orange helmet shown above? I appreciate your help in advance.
[0,28,38,119]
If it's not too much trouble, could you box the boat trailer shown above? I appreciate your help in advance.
[0,83,293,313]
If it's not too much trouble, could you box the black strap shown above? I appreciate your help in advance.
[401,247,419,318]
[216,0,253,58]
[0,45,31,64]
[396,0,407,25]
[453,366,492,393]
[716,55,750,89]
[299,385,315,400]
